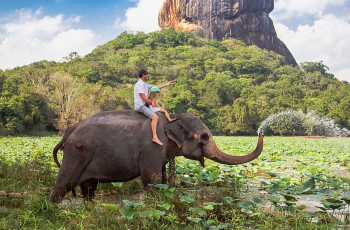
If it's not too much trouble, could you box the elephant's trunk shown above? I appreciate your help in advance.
[203,134,263,165]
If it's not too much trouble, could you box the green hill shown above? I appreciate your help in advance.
[0,29,349,135]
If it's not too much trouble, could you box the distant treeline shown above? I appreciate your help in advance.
[0,29,349,136]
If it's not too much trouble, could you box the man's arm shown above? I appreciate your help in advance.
[156,81,176,89]
[140,93,152,104]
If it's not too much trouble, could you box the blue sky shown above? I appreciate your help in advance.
[0,0,349,82]
[0,0,135,39]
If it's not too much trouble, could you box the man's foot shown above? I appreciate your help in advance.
[153,137,163,146]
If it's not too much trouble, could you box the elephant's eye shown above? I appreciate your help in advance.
[200,133,209,142]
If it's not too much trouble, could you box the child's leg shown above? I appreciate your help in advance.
[159,108,173,122]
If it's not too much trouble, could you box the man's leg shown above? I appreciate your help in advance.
[150,114,163,145]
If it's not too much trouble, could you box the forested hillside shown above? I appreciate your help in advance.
[0,29,349,135]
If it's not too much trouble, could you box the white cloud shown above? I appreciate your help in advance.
[115,0,164,33]
[274,0,346,19]
[0,8,96,70]
[334,69,350,82]
[274,14,350,82]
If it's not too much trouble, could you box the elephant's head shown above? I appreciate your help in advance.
[164,113,263,166]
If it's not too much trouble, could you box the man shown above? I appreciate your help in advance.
[134,69,175,145]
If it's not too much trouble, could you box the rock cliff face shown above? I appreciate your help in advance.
[159,0,297,66]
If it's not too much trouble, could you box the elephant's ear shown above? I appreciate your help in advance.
[164,119,185,149]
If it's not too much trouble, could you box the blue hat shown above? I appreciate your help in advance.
[150,87,160,93]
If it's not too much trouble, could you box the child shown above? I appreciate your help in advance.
[148,87,173,122]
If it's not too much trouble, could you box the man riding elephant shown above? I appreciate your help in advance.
[134,69,176,145]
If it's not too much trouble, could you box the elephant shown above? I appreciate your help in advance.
[51,110,263,203]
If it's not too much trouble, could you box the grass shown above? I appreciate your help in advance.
[0,136,349,229]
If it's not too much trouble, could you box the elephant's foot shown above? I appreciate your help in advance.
[141,171,163,189]
[80,179,98,201]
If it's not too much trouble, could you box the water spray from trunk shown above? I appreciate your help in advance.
[257,110,350,137]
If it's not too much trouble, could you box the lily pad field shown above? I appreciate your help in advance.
[0,136,349,229]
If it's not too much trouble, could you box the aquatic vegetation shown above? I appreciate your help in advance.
[0,136,349,229]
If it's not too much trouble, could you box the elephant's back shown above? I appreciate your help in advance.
[90,110,146,124]
[91,109,145,121]
[76,110,148,137]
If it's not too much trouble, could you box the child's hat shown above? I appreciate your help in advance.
[150,87,160,93]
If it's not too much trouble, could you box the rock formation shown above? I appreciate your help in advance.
[159,0,297,66]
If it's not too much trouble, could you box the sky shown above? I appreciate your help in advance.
[0,0,349,82]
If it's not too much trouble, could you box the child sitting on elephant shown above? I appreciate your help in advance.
[148,87,173,122]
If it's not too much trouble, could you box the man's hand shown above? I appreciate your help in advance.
[157,80,176,89]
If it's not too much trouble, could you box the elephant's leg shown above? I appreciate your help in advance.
[80,179,98,201]
[139,150,165,189]
[140,164,163,189]
[51,165,77,203]
[51,149,92,203]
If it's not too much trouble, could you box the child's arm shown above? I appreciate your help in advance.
[151,99,160,107]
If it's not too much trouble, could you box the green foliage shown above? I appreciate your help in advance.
[0,75,53,135]
[1,29,350,136]
[301,61,335,79]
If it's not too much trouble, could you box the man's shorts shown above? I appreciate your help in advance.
[135,104,155,118]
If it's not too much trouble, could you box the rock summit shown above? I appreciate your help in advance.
[159,0,297,66]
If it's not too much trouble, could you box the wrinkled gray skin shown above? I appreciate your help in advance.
[51,110,263,203]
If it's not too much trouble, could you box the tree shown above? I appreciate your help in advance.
[301,61,334,79]
[1,29,350,135]
[0,97,24,135]
[35,72,83,133]
[63,51,81,63]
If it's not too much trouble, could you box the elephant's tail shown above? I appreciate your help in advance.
[53,124,78,168]
[53,139,64,168]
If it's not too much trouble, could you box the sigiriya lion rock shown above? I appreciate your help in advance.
[158,0,297,66]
